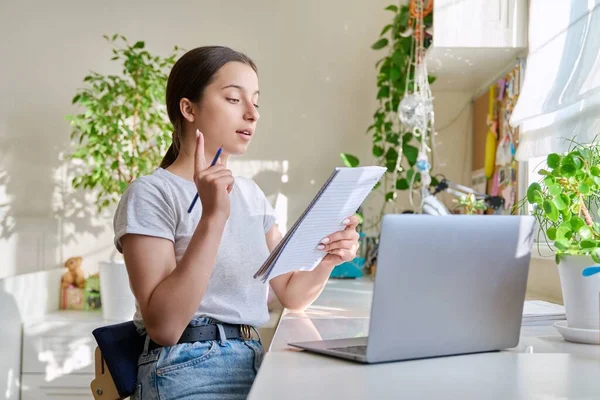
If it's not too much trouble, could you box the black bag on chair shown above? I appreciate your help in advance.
[92,321,146,398]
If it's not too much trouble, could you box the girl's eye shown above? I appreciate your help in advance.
[227,98,258,108]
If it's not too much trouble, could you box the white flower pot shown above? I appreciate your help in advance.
[557,255,600,330]
[99,261,136,321]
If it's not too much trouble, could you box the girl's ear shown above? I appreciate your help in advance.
[180,98,196,123]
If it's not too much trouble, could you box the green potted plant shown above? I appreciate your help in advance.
[524,143,600,341]
[66,34,180,320]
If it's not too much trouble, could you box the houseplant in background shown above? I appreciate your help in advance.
[337,1,435,274]
[524,142,600,343]
[66,34,180,320]
[453,193,488,215]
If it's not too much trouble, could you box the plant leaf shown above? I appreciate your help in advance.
[340,153,359,167]
[527,183,543,204]
[385,147,399,164]
[549,184,561,196]
[579,225,593,239]
[547,153,561,169]
[543,200,559,221]
[543,175,556,186]
[372,145,385,157]
[380,24,393,36]
[406,169,418,183]
[554,240,569,251]
[385,5,398,12]
[556,225,572,241]
[392,51,405,68]
[571,155,583,170]
[402,144,419,166]
[579,183,590,194]
[396,179,409,190]
[554,193,570,210]
[592,248,600,263]
[546,226,557,240]
[560,162,577,176]
[570,216,585,231]
[377,86,390,99]
[580,240,596,249]
[371,38,389,50]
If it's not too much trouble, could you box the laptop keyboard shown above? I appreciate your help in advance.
[328,345,367,355]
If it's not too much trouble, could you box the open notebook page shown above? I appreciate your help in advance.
[254,166,385,282]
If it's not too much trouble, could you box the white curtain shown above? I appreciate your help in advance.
[510,0,600,161]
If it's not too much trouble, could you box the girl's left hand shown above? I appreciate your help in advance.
[318,215,361,267]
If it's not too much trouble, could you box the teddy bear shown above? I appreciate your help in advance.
[62,256,86,289]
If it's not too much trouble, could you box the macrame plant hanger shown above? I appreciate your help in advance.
[395,0,435,213]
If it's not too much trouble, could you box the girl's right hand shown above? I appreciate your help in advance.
[193,130,234,219]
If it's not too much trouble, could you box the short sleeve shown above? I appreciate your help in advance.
[252,181,278,233]
[263,195,278,233]
[113,177,176,253]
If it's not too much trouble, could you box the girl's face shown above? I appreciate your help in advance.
[194,61,260,156]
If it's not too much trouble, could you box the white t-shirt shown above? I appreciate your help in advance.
[113,167,277,329]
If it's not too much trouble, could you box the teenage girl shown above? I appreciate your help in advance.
[113,46,360,399]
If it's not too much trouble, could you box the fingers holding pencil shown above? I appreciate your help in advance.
[190,130,232,217]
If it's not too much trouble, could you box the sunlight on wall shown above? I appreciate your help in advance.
[228,159,289,233]
[0,219,61,280]
[4,368,15,399]
[2,269,62,321]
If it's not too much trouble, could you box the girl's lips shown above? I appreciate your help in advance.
[236,130,252,140]
[236,129,252,136]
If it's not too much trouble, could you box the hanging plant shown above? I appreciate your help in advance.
[340,2,435,229]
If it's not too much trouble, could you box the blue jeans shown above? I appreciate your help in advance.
[132,317,264,400]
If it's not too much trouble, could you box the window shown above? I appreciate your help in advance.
[511,1,600,161]
[521,156,548,247]
[524,156,548,210]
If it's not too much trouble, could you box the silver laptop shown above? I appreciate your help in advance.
[288,214,535,363]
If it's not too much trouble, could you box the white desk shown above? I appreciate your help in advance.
[249,279,600,399]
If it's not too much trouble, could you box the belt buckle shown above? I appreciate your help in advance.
[240,325,252,340]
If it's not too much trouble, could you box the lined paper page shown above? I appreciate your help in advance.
[262,166,385,280]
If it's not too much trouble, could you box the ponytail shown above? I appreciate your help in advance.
[159,143,178,169]
[159,130,180,169]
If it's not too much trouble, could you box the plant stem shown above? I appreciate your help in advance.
[580,193,594,227]
[117,164,124,183]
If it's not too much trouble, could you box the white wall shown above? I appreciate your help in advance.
[0,0,473,278]
[429,91,473,206]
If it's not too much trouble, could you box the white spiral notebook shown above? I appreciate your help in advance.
[253,166,386,282]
